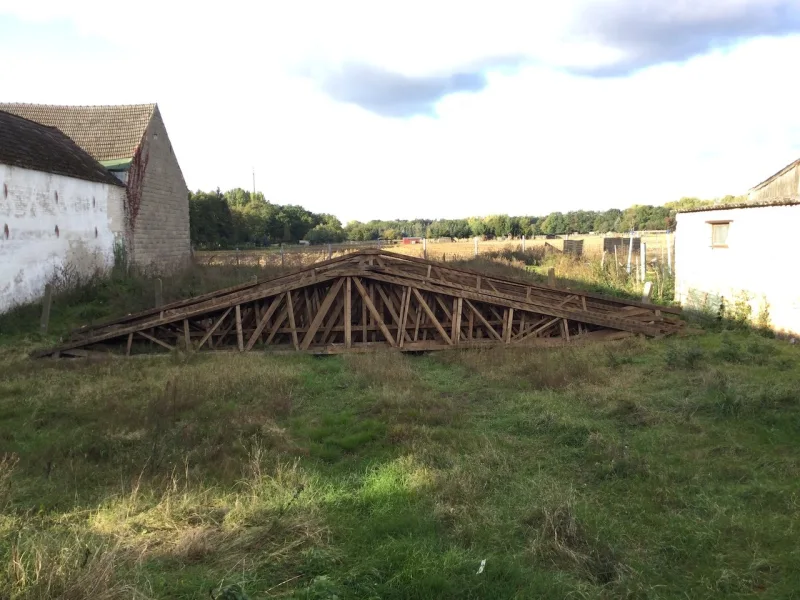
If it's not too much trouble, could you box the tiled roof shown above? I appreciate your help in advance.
[0,103,155,162]
[677,199,800,214]
[0,110,124,186]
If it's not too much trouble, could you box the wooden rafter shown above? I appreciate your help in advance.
[34,249,683,358]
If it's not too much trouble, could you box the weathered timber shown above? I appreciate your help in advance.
[33,250,682,358]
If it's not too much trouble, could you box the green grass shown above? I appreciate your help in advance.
[2,325,799,599]
[0,262,797,598]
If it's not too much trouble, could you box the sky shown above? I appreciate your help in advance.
[1,1,800,223]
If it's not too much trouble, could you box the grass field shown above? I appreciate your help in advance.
[1,263,799,599]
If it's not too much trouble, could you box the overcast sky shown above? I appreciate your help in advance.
[2,1,800,222]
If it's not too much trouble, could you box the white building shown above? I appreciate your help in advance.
[0,111,127,313]
[675,158,800,335]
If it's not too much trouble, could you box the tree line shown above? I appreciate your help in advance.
[189,188,745,248]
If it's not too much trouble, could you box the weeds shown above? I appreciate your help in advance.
[665,344,704,369]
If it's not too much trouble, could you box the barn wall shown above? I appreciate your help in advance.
[748,162,800,203]
[0,164,126,313]
[675,205,800,335]
[129,107,190,270]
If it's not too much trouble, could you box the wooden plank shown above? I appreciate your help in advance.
[464,299,502,341]
[344,277,353,348]
[265,308,289,345]
[235,304,244,351]
[197,308,232,350]
[287,292,300,350]
[137,330,175,351]
[505,308,514,343]
[453,297,463,344]
[300,278,345,350]
[353,278,397,347]
[412,288,452,345]
[398,287,411,348]
[245,296,283,351]
[562,318,570,341]
[183,319,192,350]
[321,295,345,344]
[126,332,133,356]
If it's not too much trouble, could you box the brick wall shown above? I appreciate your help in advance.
[131,107,190,270]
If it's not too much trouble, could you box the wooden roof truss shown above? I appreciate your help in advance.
[34,250,683,358]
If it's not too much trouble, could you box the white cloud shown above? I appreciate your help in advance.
[1,1,800,221]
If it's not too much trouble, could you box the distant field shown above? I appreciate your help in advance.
[196,234,675,269]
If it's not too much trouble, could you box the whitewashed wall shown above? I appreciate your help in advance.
[675,205,800,335]
[0,164,127,313]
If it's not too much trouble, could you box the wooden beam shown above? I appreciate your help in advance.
[287,292,300,350]
[344,277,353,349]
[398,287,411,348]
[464,299,502,341]
[301,278,345,350]
[183,319,192,350]
[137,330,175,351]
[353,278,397,347]
[245,296,283,351]
[197,308,232,350]
[265,308,289,345]
[235,304,244,351]
[505,308,514,343]
[126,332,133,356]
[412,288,452,345]
[453,297,463,344]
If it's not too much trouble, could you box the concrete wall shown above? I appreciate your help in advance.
[0,163,126,312]
[675,205,800,335]
[748,161,800,203]
[130,107,190,269]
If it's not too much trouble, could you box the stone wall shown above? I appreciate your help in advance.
[129,107,190,270]
[0,163,126,312]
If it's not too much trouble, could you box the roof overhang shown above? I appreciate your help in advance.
[100,158,132,171]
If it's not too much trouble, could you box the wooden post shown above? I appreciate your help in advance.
[601,250,606,270]
[423,238,427,260]
[626,231,634,274]
[40,284,53,333]
[547,267,555,287]
[640,242,647,282]
[521,235,526,252]
[154,278,163,308]
[235,304,244,351]
[327,243,332,260]
[344,277,352,348]
[666,231,672,273]
[280,244,285,267]
[642,281,653,303]
[474,237,478,257]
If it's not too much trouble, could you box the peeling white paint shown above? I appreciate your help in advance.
[675,205,800,335]
[0,164,127,313]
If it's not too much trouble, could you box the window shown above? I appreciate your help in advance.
[708,221,731,248]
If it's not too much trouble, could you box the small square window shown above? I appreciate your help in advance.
[710,222,730,247]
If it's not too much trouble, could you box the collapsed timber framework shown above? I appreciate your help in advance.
[35,250,683,358]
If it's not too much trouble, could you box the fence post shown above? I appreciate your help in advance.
[626,231,634,274]
[40,284,53,334]
[521,235,526,252]
[423,238,427,260]
[280,244,285,267]
[666,231,672,273]
[547,267,556,287]
[642,281,653,303]
[327,243,332,260]
[640,242,647,282]
[154,278,163,308]
[474,237,478,257]
[601,250,606,270]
